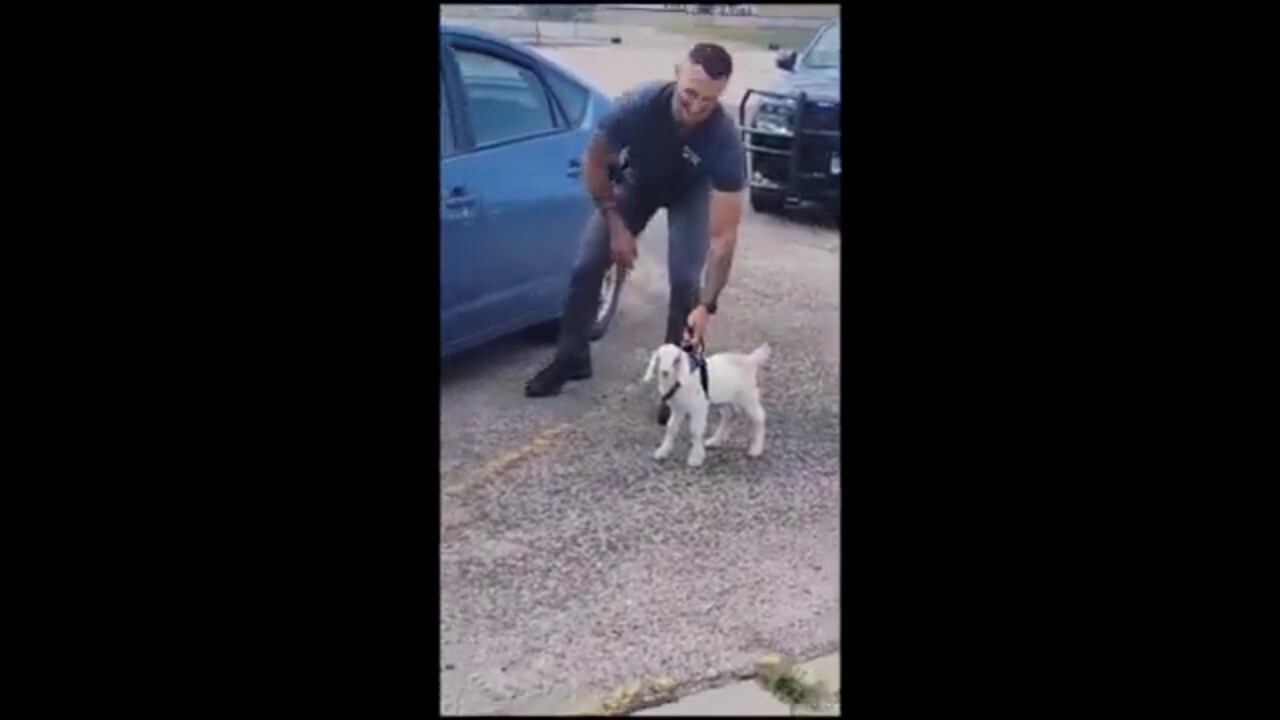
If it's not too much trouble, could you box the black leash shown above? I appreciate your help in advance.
[661,326,709,403]
[688,343,710,398]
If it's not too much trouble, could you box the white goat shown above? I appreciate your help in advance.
[642,342,771,467]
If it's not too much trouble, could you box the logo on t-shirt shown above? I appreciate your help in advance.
[681,145,701,167]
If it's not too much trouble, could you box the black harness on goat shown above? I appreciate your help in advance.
[661,333,710,403]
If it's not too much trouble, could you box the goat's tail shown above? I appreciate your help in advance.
[748,343,771,367]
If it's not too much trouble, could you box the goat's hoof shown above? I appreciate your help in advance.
[653,447,671,461]
[687,452,705,467]
[705,437,723,448]
[747,445,764,458]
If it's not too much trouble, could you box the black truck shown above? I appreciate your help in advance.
[739,19,841,215]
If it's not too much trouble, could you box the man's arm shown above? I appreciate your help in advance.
[701,188,743,308]
[701,120,748,310]
[585,83,659,211]
[582,132,635,249]
[583,131,619,209]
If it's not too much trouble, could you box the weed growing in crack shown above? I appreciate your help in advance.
[755,653,837,715]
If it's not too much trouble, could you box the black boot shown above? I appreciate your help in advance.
[525,353,593,397]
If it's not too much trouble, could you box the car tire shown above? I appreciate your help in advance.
[750,189,785,215]
[527,264,626,345]
[589,263,626,341]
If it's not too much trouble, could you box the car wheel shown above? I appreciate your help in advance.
[750,189,785,215]
[589,263,625,341]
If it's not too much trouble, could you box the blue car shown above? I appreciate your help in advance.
[440,23,623,358]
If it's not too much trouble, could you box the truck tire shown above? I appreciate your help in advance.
[750,188,785,215]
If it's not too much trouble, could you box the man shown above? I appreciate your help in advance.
[525,42,747,426]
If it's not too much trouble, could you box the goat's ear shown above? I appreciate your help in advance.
[642,350,659,383]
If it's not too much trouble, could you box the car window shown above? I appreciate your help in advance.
[802,23,840,69]
[453,47,557,146]
[544,69,589,128]
[441,73,454,156]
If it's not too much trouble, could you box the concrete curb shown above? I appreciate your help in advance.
[489,651,841,716]
[631,652,840,716]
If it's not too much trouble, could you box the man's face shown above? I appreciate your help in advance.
[673,61,728,127]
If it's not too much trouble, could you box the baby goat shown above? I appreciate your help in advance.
[642,342,771,467]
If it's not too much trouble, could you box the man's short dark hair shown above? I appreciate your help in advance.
[687,43,733,80]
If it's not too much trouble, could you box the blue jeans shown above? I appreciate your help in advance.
[556,182,710,360]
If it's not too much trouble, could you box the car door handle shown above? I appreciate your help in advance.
[442,186,478,221]
[566,159,582,178]
[443,186,476,209]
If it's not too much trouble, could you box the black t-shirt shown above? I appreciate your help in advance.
[597,80,746,204]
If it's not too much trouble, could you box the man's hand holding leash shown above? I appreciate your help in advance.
[685,305,711,347]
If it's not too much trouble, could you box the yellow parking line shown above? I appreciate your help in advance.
[441,373,650,497]
[442,422,576,496]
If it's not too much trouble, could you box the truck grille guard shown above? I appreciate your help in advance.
[738,88,841,199]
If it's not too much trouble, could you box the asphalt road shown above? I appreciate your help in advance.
[440,41,841,715]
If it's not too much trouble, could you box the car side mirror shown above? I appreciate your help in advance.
[775,50,797,72]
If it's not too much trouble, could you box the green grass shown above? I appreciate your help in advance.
[653,17,817,50]
[755,4,840,19]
